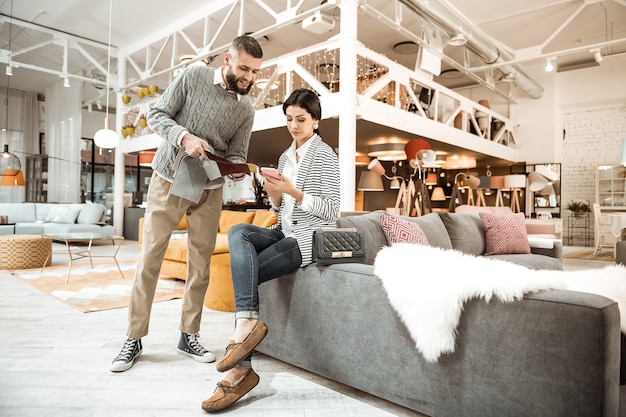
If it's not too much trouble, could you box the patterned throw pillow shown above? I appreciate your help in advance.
[380,213,430,245]
[479,212,531,255]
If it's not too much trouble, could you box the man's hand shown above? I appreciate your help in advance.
[181,133,210,159]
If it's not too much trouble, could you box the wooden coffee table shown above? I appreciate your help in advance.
[43,233,125,283]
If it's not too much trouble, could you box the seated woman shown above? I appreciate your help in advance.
[201,88,341,412]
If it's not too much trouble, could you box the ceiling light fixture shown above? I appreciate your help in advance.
[393,41,419,55]
[545,58,554,72]
[93,0,120,149]
[448,33,467,46]
[367,142,407,161]
[592,49,603,63]
[63,77,70,88]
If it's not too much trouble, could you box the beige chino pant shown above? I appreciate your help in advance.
[127,173,222,338]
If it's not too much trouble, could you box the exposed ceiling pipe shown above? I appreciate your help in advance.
[398,0,544,99]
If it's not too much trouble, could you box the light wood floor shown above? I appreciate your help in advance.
[0,241,610,417]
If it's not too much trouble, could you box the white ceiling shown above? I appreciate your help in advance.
[2,0,626,167]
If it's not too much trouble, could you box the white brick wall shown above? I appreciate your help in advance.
[562,106,626,246]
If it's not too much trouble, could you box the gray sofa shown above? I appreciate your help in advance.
[0,203,114,235]
[257,210,624,417]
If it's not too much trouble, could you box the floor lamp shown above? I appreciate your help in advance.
[504,174,526,213]
[490,176,505,207]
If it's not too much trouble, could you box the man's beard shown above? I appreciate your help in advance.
[225,67,252,95]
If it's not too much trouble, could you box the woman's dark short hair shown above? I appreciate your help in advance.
[282,88,322,121]
[231,35,263,59]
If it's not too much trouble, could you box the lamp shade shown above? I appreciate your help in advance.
[139,150,155,167]
[94,117,120,149]
[527,171,548,192]
[357,171,384,191]
[621,137,626,164]
[404,138,431,163]
[431,186,446,201]
[1,144,21,172]
[0,169,25,186]
[424,172,438,185]
[367,158,386,176]
[465,175,481,189]
[504,174,526,189]
[490,175,505,188]
[477,176,490,189]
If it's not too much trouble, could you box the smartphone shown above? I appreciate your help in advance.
[260,167,281,178]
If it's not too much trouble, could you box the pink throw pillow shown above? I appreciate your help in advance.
[380,213,430,245]
[479,212,531,255]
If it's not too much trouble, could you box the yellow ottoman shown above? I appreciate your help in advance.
[204,252,235,312]
[0,235,53,269]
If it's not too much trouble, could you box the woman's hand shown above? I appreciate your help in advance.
[263,174,303,206]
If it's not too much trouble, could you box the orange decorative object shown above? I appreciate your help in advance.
[0,170,25,186]
[139,150,156,167]
[404,138,432,162]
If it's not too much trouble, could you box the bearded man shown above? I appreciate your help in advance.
[110,35,263,373]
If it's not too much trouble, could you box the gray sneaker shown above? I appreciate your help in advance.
[177,332,216,363]
[110,338,142,372]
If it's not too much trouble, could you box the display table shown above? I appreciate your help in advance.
[43,233,125,283]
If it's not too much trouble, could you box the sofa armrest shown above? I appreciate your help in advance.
[529,238,562,259]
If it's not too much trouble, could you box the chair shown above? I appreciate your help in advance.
[592,203,618,255]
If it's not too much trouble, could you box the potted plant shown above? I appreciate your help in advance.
[566,201,591,216]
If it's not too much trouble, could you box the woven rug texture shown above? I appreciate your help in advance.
[564,250,616,262]
[11,262,185,313]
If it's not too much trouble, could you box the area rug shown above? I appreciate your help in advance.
[11,262,185,313]
[564,250,615,262]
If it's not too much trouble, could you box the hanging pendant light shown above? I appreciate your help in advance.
[1,0,21,178]
[93,0,120,149]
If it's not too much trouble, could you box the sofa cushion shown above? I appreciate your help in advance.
[252,210,278,228]
[0,203,36,223]
[76,204,105,224]
[219,211,255,233]
[438,211,485,256]
[164,234,188,262]
[51,208,81,224]
[380,213,429,245]
[479,212,531,255]
[42,204,74,223]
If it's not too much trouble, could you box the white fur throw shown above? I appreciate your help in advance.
[374,243,626,363]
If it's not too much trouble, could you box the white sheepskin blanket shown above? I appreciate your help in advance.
[374,243,626,363]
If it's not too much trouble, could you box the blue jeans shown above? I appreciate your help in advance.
[228,223,302,318]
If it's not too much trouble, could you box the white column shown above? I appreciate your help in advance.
[337,0,358,212]
[113,48,127,236]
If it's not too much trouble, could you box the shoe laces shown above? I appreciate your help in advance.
[187,333,208,355]
[115,338,138,362]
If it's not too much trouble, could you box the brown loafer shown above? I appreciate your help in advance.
[216,320,268,372]
[201,368,259,413]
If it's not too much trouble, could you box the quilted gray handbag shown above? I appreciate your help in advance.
[312,227,365,265]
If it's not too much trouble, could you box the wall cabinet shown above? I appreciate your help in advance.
[25,155,48,202]
[596,164,626,210]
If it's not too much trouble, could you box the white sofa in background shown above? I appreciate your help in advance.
[0,203,115,235]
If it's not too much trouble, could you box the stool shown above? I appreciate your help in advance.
[0,235,53,269]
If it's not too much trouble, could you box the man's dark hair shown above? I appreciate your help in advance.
[231,35,263,59]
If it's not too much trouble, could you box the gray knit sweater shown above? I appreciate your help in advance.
[147,65,255,186]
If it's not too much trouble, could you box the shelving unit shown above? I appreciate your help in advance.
[25,155,48,202]
[567,214,591,246]
[596,163,626,210]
